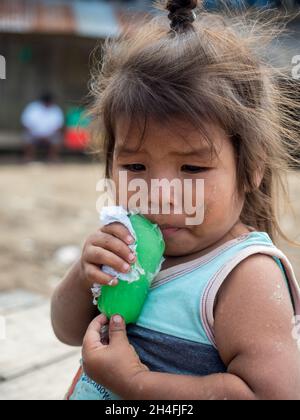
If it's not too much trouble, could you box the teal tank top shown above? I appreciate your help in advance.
[67,231,300,400]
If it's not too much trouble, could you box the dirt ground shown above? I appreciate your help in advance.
[0,162,105,295]
[0,163,299,296]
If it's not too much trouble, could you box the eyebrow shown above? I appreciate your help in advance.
[115,146,145,156]
[116,145,214,158]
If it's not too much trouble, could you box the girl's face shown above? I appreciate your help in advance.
[112,116,245,257]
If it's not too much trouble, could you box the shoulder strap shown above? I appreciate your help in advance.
[201,244,300,348]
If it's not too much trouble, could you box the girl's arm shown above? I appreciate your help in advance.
[51,259,98,346]
[125,254,300,400]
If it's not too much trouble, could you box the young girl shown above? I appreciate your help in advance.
[51,0,300,400]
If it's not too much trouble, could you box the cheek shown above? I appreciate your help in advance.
[203,174,236,219]
[111,171,143,209]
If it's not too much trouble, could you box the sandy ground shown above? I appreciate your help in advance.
[0,163,299,296]
[0,162,105,295]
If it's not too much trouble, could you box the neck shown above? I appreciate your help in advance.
[161,221,253,270]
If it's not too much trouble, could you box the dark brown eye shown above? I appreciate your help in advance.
[181,165,207,173]
[122,164,146,172]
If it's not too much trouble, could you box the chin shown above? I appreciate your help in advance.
[162,229,193,256]
[163,242,192,257]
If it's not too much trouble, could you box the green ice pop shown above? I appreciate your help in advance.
[98,213,165,324]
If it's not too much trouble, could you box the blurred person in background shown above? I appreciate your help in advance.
[21,93,64,162]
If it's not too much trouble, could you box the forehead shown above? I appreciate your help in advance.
[115,116,229,158]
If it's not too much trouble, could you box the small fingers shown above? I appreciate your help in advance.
[101,232,136,265]
[83,314,108,351]
[85,246,133,275]
[101,222,134,245]
[84,263,118,287]
[88,232,136,266]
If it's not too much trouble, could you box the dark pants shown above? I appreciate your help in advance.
[23,131,62,162]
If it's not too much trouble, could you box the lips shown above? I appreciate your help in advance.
[160,226,181,238]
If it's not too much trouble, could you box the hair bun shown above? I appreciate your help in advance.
[166,0,199,33]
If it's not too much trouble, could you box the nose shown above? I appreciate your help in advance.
[147,170,182,215]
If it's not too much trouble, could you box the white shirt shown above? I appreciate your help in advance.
[21,101,64,138]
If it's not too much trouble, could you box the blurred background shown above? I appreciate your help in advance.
[0,0,299,400]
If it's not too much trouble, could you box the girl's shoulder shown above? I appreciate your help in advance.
[212,249,300,399]
[201,230,300,348]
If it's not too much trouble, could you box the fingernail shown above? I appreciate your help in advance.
[127,236,134,244]
[128,253,135,261]
[123,263,130,272]
[113,315,123,324]
[108,277,118,286]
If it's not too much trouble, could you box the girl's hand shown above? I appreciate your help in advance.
[79,223,137,292]
[82,314,150,398]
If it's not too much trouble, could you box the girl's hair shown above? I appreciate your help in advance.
[89,0,300,247]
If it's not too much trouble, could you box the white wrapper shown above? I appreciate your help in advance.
[92,206,164,305]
